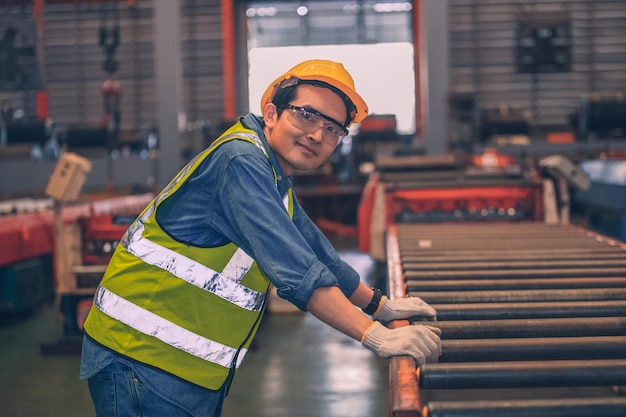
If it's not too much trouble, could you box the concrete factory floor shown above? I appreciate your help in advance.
[0,235,389,417]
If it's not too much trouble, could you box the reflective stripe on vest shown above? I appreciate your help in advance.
[119,206,265,312]
[222,248,254,284]
[94,286,245,368]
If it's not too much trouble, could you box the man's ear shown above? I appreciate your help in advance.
[263,102,278,127]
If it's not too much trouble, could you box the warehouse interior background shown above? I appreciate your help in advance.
[1,0,625,193]
[1,0,626,416]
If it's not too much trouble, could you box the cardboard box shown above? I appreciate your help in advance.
[45,152,91,202]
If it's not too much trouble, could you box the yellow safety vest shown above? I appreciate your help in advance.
[83,122,294,390]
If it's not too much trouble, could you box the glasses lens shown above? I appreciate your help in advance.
[293,107,321,127]
[289,107,345,145]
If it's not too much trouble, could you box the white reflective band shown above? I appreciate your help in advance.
[283,194,289,211]
[222,132,267,156]
[221,248,254,283]
[124,234,266,312]
[94,286,246,369]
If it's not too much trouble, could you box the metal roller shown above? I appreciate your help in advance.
[418,359,626,390]
[398,239,610,251]
[398,234,596,242]
[430,317,626,339]
[405,268,626,280]
[400,250,626,262]
[396,226,613,239]
[403,259,626,271]
[417,288,626,304]
[397,227,606,236]
[440,336,626,362]
[433,300,626,320]
[407,277,626,291]
[396,222,577,231]
[423,397,626,417]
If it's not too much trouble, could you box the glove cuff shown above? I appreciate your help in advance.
[372,296,393,322]
[361,321,388,353]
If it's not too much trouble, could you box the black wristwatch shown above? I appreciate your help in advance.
[363,287,383,315]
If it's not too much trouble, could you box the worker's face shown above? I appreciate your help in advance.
[263,84,347,176]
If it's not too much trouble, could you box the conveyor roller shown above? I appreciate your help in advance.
[386,223,626,417]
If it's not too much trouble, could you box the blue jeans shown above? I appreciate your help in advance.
[87,361,227,417]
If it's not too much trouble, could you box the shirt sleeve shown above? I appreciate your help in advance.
[291,196,361,298]
[211,143,343,311]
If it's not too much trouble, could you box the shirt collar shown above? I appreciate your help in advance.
[240,113,287,181]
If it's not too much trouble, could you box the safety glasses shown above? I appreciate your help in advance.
[279,104,348,146]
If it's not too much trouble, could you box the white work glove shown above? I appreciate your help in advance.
[373,296,437,323]
[362,321,442,366]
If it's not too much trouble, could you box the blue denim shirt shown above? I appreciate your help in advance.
[81,113,360,382]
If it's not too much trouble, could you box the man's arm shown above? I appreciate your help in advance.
[305,285,442,366]
[306,285,373,340]
[305,284,432,339]
[348,282,378,311]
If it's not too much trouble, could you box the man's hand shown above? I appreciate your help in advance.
[361,321,442,366]
[373,296,437,323]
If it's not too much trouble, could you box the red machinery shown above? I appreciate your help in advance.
[80,214,130,266]
[0,194,152,314]
[69,213,133,343]
[358,151,543,258]
[0,193,152,354]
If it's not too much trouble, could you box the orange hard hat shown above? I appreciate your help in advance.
[260,59,369,126]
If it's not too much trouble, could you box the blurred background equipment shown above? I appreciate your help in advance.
[479,106,531,145]
[572,93,626,141]
[0,21,44,92]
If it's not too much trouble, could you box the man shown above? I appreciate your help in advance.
[80,59,441,417]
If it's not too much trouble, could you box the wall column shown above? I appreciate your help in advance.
[419,0,449,155]
[154,0,184,189]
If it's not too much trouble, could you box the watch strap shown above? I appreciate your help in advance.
[363,287,383,315]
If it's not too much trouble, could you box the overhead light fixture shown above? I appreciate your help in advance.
[373,2,412,13]
[246,7,278,18]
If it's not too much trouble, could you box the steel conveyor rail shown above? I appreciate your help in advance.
[386,223,626,417]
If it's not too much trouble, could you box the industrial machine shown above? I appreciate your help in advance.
[358,150,543,262]
[0,193,151,318]
[572,93,626,141]
[53,213,132,344]
[574,157,626,242]
[479,106,531,145]
[357,149,626,416]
